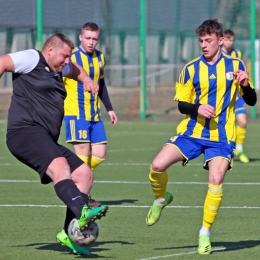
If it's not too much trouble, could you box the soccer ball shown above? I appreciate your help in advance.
[68,219,99,246]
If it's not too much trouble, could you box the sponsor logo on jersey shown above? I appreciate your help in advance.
[226,72,234,80]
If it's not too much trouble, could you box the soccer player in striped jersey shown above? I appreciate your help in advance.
[145,19,256,255]
[222,29,249,163]
[57,23,117,250]
[64,22,117,196]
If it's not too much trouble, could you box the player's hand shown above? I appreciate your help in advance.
[108,111,118,125]
[83,79,99,95]
[198,104,215,118]
[233,70,249,87]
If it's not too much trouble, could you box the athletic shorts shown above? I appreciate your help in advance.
[166,135,235,170]
[6,126,84,184]
[64,119,107,144]
[235,95,246,115]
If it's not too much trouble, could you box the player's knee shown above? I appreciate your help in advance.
[240,121,247,128]
[209,175,224,185]
[151,160,165,172]
[47,157,71,181]
[72,163,93,182]
[237,116,247,128]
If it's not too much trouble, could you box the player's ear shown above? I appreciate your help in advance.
[219,36,224,46]
[79,34,82,42]
[47,45,55,56]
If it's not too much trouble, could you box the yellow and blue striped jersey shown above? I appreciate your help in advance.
[222,48,243,100]
[64,46,105,121]
[222,48,242,59]
[174,53,253,144]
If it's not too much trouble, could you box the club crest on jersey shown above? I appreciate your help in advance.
[226,72,233,80]
[99,61,103,68]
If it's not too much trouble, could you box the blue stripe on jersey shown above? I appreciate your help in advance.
[74,51,85,119]
[202,61,217,139]
[185,61,200,136]
[219,57,233,143]
[86,53,95,121]
[234,49,239,58]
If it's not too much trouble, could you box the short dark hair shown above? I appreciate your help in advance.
[195,18,223,37]
[42,33,74,50]
[223,29,235,38]
[81,22,99,33]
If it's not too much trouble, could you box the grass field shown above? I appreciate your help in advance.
[1,120,260,260]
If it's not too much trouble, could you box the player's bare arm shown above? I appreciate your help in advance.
[67,62,99,95]
[233,70,248,86]
[0,55,15,76]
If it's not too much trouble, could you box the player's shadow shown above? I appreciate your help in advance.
[100,199,138,205]
[13,240,134,258]
[155,239,260,254]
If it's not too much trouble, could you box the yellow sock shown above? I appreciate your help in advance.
[149,166,168,199]
[202,184,223,228]
[236,125,246,146]
[77,155,89,165]
[88,155,105,170]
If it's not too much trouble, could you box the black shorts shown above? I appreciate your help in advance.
[6,126,84,184]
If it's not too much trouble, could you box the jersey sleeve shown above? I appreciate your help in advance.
[8,49,39,74]
[174,66,194,102]
[100,53,106,79]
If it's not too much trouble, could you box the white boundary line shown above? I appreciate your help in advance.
[135,244,257,260]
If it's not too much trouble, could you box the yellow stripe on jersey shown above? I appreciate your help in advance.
[63,54,80,118]
[80,53,93,121]
[64,47,105,121]
[174,53,254,144]
[70,119,76,141]
[222,48,242,59]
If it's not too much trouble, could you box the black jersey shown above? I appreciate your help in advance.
[7,51,66,141]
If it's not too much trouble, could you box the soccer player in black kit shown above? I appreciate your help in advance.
[0,33,108,255]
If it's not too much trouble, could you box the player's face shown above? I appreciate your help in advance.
[79,29,100,54]
[49,44,72,73]
[199,33,224,63]
[223,36,235,51]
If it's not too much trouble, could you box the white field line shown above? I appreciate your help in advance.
[1,162,260,167]
[2,179,260,185]
[135,244,258,260]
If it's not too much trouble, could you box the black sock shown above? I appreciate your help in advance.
[54,179,85,219]
[64,207,76,233]
[80,192,90,204]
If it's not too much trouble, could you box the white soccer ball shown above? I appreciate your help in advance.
[68,219,99,246]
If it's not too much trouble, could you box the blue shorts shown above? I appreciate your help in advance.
[166,135,235,170]
[64,118,107,144]
[235,95,246,115]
